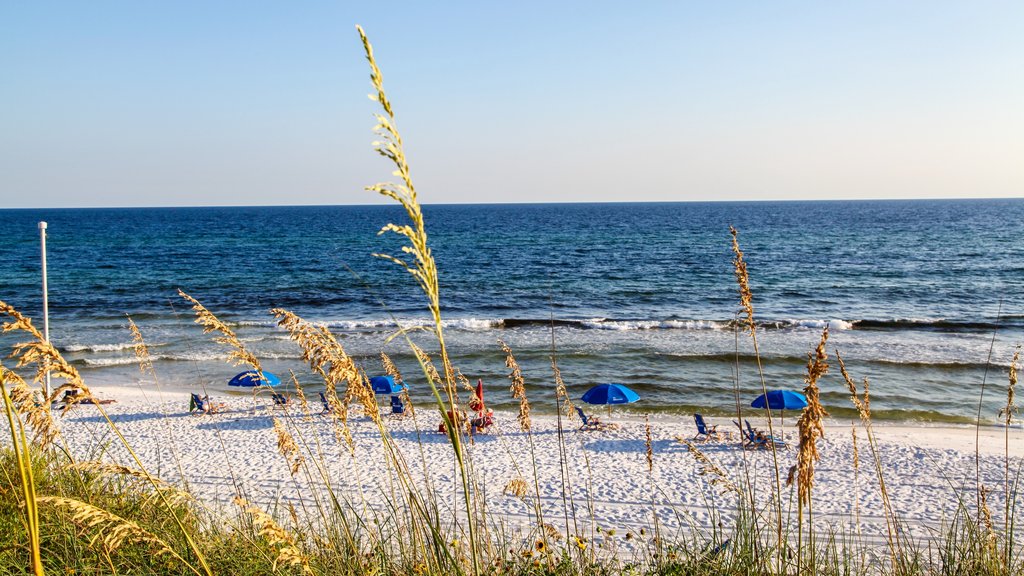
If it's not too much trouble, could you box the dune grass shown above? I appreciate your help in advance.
[0,25,1022,576]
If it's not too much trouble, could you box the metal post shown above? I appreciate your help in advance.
[39,221,51,397]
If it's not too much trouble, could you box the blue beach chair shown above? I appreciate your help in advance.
[190,393,225,414]
[390,395,405,415]
[735,420,785,449]
[575,406,604,431]
[693,413,721,442]
[272,393,290,406]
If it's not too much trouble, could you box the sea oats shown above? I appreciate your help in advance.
[178,290,261,373]
[234,497,313,574]
[126,315,155,377]
[2,365,58,447]
[680,440,738,494]
[729,226,755,334]
[999,345,1019,425]
[41,496,178,558]
[504,477,529,499]
[1,300,91,429]
[499,340,531,431]
[644,415,654,473]
[272,309,362,445]
[838,352,870,420]
[288,371,312,421]
[381,351,415,416]
[796,326,830,506]
[273,418,305,475]
[552,357,574,417]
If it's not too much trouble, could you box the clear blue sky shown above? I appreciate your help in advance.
[2,1,1021,207]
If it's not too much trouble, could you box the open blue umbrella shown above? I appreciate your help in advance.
[582,383,640,414]
[228,370,281,387]
[751,389,807,427]
[369,375,402,395]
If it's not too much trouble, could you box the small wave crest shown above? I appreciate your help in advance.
[64,342,160,353]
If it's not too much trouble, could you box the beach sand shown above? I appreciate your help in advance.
[55,384,1023,551]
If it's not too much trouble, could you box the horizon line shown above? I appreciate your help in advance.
[3,195,1022,211]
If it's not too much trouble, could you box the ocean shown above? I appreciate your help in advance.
[1,200,1022,422]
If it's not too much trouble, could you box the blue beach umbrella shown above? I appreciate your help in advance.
[751,389,808,428]
[228,370,281,387]
[369,375,402,395]
[581,383,640,414]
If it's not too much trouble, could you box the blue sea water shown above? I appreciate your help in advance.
[1,200,1022,422]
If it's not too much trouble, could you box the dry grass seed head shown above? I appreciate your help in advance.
[126,316,155,377]
[234,497,313,574]
[681,440,739,494]
[837,351,870,421]
[551,357,575,417]
[272,309,358,445]
[410,343,443,387]
[1000,345,1020,425]
[40,495,177,558]
[380,351,403,384]
[504,477,529,499]
[644,415,654,473]
[796,326,830,505]
[2,364,59,447]
[499,340,531,431]
[273,418,305,475]
[728,227,755,334]
[178,290,261,373]
[851,424,859,470]
[288,371,312,421]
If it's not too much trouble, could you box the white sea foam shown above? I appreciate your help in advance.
[65,342,145,353]
[782,319,854,331]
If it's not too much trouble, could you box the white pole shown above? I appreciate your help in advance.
[39,221,51,398]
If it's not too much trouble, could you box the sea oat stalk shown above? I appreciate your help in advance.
[0,363,43,575]
[500,339,531,431]
[999,344,1019,566]
[795,326,830,567]
[234,497,314,574]
[838,350,904,570]
[728,228,784,565]
[178,290,261,374]
[358,25,479,571]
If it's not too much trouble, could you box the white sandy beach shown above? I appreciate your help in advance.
[52,384,1024,552]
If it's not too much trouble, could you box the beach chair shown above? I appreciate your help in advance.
[735,420,784,449]
[389,395,405,416]
[693,413,721,442]
[746,419,786,448]
[319,392,332,414]
[471,410,494,434]
[272,393,290,406]
[575,406,604,431]
[190,393,225,414]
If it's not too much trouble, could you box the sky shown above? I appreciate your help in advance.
[1,1,1022,208]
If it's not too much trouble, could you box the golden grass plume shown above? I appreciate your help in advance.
[680,439,739,495]
[127,315,155,377]
[999,345,1019,425]
[273,417,305,475]
[178,290,261,373]
[499,339,531,431]
[551,356,575,418]
[2,300,90,403]
[234,497,313,574]
[795,325,830,506]
[40,495,179,559]
[729,226,755,334]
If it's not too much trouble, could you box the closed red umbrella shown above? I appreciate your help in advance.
[469,379,485,413]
